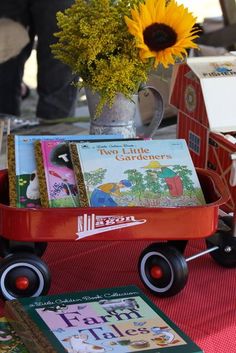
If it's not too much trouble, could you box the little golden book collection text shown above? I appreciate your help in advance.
[4,285,203,353]
[70,139,205,208]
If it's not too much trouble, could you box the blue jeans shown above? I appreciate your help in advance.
[0,0,77,119]
[90,189,118,207]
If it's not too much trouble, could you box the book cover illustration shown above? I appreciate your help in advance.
[4,285,203,353]
[0,317,29,353]
[70,139,206,207]
[7,134,121,208]
[35,140,80,208]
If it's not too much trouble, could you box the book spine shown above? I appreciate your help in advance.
[0,316,30,352]
[34,141,50,207]
[70,143,89,207]
[4,301,57,353]
[7,134,17,207]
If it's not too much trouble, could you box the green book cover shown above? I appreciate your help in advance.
[4,285,203,353]
[0,317,29,353]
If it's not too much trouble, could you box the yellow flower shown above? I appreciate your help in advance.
[52,0,198,114]
[125,0,199,68]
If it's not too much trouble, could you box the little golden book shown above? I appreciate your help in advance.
[0,316,29,353]
[4,285,203,353]
[70,139,205,207]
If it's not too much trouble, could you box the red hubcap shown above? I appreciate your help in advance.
[15,276,29,290]
[150,265,163,279]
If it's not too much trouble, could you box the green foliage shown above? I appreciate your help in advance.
[172,165,195,191]
[124,169,146,199]
[51,0,151,112]
[144,170,162,194]
[82,165,203,206]
[84,168,107,190]
[51,198,77,207]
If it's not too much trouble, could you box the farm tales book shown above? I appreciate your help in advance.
[4,285,203,353]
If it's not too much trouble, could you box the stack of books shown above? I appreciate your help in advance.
[7,135,205,209]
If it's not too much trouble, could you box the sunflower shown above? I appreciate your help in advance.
[125,0,199,68]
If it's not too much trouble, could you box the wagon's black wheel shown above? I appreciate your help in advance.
[0,253,51,300]
[138,243,188,297]
[206,231,236,268]
[0,237,47,258]
[220,215,234,229]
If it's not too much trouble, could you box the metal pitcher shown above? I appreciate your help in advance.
[86,85,164,138]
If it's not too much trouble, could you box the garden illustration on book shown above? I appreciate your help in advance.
[74,140,205,208]
[84,163,204,207]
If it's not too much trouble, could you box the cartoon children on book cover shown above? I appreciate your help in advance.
[34,293,187,352]
[76,139,205,207]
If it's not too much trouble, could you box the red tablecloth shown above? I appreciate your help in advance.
[0,239,235,353]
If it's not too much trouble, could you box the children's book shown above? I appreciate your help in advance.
[35,140,80,208]
[7,134,122,208]
[0,316,29,352]
[70,139,206,207]
[4,285,203,353]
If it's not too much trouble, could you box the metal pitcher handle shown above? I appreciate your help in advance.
[136,84,164,138]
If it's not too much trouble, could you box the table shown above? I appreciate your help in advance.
[0,238,235,353]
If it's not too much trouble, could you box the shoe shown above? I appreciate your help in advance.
[10,118,39,131]
[0,115,40,133]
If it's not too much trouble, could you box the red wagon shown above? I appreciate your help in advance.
[0,167,234,300]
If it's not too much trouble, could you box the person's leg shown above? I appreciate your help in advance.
[0,0,32,116]
[30,0,78,120]
[21,81,30,100]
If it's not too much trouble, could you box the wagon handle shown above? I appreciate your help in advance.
[196,168,230,206]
